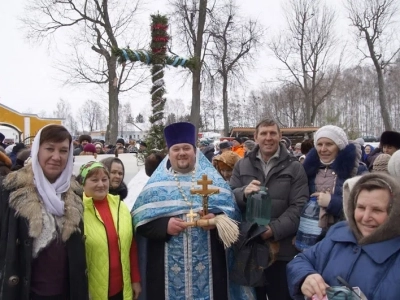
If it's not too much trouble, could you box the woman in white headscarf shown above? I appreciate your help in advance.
[0,124,88,300]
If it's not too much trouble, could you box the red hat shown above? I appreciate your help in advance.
[83,143,96,153]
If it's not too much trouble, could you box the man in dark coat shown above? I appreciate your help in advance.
[73,134,92,155]
[230,118,309,300]
[367,130,400,170]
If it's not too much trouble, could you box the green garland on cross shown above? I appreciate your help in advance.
[113,14,197,154]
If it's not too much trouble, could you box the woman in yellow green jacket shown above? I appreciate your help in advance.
[78,161,141,300]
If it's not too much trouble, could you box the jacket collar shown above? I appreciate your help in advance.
[3,165,83,242]
[249,143,291,163]
[303,143,357,179]
[249,144,296,184]
[330,222,400,263]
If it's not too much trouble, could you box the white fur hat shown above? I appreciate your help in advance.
[314,125,348,150]
[388,150,400,177]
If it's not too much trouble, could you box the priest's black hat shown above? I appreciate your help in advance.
[380,131,400,149]
[164,122,196,148]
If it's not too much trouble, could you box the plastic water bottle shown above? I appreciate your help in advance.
[245,187,272,226]
[295,196,322,251]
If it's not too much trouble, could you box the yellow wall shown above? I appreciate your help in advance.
[0,104,62,139]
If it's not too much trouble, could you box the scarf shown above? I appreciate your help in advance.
[31,126,74,216]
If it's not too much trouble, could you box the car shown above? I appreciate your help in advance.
[362,136,378,142]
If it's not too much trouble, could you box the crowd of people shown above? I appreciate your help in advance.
[1,119,400,300]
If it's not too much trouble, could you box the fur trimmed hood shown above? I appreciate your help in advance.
[3,165,84,242]
[303,143,359,179]
[343,173,400,244]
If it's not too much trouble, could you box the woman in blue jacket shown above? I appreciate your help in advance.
[287,173,400,299]
[300,126,367,249]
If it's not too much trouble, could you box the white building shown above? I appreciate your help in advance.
[90,122,151,142]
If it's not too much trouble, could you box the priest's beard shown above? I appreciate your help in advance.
[175,160,195,173]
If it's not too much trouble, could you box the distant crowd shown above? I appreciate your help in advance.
[2,122,400,300]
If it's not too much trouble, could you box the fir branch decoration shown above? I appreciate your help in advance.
[111,14,199,155]
[146,14,169,151]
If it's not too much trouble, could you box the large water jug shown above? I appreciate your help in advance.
[295,196,322,251]
[245,187,272,226]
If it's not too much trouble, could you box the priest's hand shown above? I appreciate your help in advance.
[244,180,261,198]
[132,282,141,300]
[167,217,187,235]
[199,211,216,230]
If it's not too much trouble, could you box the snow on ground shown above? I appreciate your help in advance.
[125,167,149,211]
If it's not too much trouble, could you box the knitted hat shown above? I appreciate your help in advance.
[213,151,241,170]
[83,143,96,153]
[164,122,196,148]
[94,142,103,149]
[17,149,31,162]
[280,136,291,148]
[0,132,4,142]
[78,134,92,144]
[380,131,400,149]
[314,125,348,150]
[219,141,231,150]
[388,150,400,177]
[79,161,106,185]
[199,139,210,146]
[372,154,391,173]
[244,140,256,151]
[116,138,125,145]
[355,138,365,146]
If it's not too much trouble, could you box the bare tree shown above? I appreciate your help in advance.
[200,97,222,132]
[169,0,211,131]
[37,110,48,118]
[164,98,190,121]
[269,0,341,126]
[118,101,132,136]
[22,0,148,143]
[165,113,177,126]
[345,0,400,131]
[207,1,263,136]
[53,98,78,134]
[135,113,144,123]
[79,100,103,132]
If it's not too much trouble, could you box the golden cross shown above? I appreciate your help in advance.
[190,174,220,215]
[186,208,198,223]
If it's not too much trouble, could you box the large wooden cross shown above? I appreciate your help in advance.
[113,14,196,151]
[190,175,220,215]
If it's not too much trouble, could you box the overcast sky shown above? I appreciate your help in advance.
[0,0,351,121]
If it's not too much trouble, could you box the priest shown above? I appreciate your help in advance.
[132,122,241,300]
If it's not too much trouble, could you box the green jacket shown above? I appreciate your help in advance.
[83,193,133,300]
